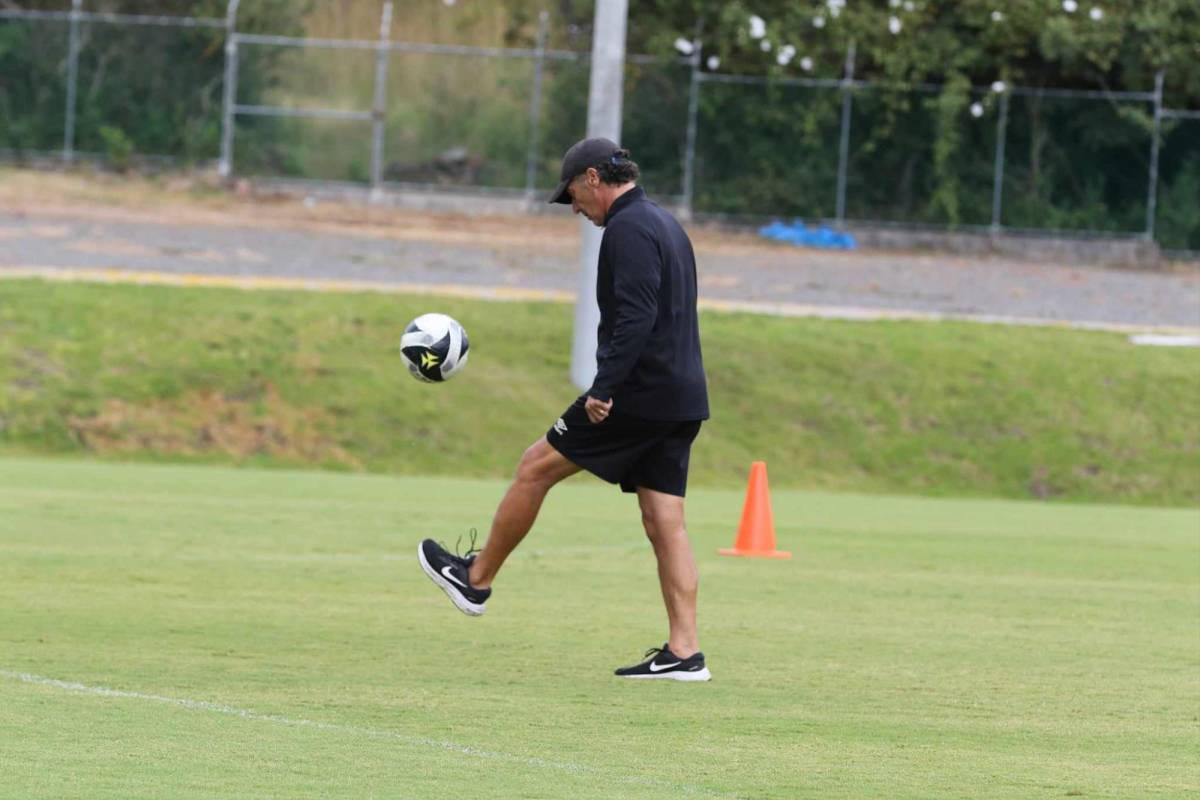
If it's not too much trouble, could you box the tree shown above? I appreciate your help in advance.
[621,1,1199,235]
[0,0,310,162]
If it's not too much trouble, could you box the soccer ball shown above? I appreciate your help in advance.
[400,313,470,382]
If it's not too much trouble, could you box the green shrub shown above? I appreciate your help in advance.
[98,125,133,172]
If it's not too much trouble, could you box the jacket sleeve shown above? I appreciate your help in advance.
[587,225,661,403]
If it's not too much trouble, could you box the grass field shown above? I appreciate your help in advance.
[1,457,1196,799]
[2,279,1198,505]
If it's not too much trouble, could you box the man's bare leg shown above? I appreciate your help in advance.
[468,437,580,589]
[636,487,700,658]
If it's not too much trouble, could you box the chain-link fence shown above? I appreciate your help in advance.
[2,1,1198,252]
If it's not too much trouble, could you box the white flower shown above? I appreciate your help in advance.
[673,37,694,55]
[1089,6,1104,20]
[800,56,814,72]
[889,0,901,7]
[1062,0,1078,12]
[829,5,841,18]
[813,15,826,29]
[991,10,1004,22]
[970,102,985,118]
[706,55,721,70]
[760,39,772,52]
[748,14,766,39]
[903,1,916,11]
[991,80,1007,93]
[888,16,903,34]
[442,0,456,6]
[776,44,796,66]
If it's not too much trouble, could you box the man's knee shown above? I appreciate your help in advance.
[515,438,571,489]
[640,510,660,541]
[639,495,685,542]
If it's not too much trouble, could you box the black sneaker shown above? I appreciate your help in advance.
[417,537,491,616]
[614,644,712,682]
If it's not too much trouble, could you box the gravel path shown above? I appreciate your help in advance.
[2,202,1198,330]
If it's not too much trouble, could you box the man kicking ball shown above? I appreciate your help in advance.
[418,138,711,681]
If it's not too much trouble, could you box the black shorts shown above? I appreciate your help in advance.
[546,397,703,497]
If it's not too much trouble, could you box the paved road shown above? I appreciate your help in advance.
[2,205,1198,330]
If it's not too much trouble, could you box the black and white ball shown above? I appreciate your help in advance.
[400,313,469,382]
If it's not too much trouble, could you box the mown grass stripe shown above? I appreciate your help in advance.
[1,670,737,799]
[2,265,1196,334]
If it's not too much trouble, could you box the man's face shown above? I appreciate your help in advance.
[568,169,605,227]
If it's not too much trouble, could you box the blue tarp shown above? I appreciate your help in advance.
[759,220,857,250]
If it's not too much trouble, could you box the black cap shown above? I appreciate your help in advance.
[548,137,621,204]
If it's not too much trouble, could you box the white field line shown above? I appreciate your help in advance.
[3,264,1197,335]
[0,670,737,798]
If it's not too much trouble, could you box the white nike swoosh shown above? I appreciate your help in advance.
[648,660,682,672]
[440,565,468,589]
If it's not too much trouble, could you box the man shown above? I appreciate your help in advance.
[418,137,711,682]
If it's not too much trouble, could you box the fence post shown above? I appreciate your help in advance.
[834,41,856,226]
[218,0,241,178]
[990,90,1009,232]
[62,0,83,163]
[679,42,701,221]
[370,1,394,197]
[1145,70,1165,241]
[524,10,550,202]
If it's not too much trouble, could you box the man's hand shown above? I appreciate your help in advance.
[585,396,614,424]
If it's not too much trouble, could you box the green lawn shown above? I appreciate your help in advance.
[1,279,1198,505]
[1,458,1196,799]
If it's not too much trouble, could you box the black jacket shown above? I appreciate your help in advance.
[586,187,709,421]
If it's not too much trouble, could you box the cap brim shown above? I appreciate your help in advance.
[548,177,572,205]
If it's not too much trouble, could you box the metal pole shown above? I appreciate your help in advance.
[1145,70,1165,240]
[218,0,241,178]
[370,1,394,196]
[524,10,550,201]
[63,0,83,163]
[990,90,1009,231]
[680,43,701,221]
[571,0,628,391]
[834,42,856,225]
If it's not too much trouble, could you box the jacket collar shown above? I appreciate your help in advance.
[603,185,645,226]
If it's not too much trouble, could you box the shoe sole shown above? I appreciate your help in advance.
[417,543,486,617]
[617,667,712,682]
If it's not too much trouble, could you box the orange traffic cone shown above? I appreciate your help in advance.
[719,461,791,558]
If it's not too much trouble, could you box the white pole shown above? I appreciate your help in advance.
[680,42,701,222]
[570,0,628,391]
[218,0,242,178]
[63,0,83,163]
[524,10,550,202]
[1145,70,1165,241]
[834,42,856,225]
[370,1,394,199]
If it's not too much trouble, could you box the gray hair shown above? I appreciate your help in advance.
[594,148,640,185]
